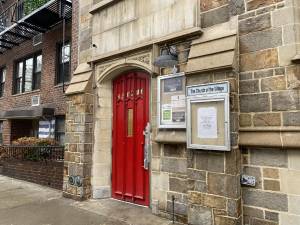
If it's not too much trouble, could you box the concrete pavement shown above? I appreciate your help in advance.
[0,175,171,225]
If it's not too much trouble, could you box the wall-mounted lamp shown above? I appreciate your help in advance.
[153,45,178,68]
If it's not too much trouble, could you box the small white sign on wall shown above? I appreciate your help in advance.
[171,95,186,108]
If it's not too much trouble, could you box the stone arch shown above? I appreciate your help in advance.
[96,59,153,85]
[91,59,153,199]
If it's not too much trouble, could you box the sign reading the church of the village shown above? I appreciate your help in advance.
[186,82,231,151]
[187,82,229,96]
[158,73,186,128]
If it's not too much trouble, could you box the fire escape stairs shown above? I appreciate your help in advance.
[0,0,72,54]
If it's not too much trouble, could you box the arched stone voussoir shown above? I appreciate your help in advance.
[95,55,153,85]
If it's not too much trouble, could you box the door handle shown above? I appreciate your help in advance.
[143,122,151,170]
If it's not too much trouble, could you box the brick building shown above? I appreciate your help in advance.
[0,0,78,146]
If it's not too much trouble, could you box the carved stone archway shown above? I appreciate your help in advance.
[91,51,154,199]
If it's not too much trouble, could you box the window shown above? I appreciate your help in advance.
[56,42,71,84]
[0,67,6,98]
[0,121,3,145]
[55,116,65,145]
[14,52,42,94]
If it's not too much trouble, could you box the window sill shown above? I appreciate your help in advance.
[54,82,70,88]
[12,89,40,97]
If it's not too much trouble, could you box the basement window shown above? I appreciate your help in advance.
[0,67,6,98]
[14,52,42,94]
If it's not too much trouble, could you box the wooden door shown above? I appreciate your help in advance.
[112,71,150,206]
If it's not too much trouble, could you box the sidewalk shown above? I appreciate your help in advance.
[0,175,171,225]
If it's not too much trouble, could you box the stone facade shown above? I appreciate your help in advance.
[63,93,94,200]
[239,0,300,133]
[65,0,300,224]
[242,148,300,225]
[185,70,241,225]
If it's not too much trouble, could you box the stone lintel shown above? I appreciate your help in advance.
[88,27,202,64]
[155,130,186,143]
[240,130,300,148]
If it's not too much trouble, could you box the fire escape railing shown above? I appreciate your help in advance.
[0,0,72,54]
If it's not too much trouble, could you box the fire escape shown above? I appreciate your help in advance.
[0,0,72,54]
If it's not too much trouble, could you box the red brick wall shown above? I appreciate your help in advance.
[0,24,71,112]
[0,0,79,145]
[71,0,79,73]
[0,160,64,190]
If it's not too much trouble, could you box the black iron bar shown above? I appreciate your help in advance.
[19,22,47,33]
[0,38,18,45]
[1,146,64,161]
[6,30,31,39]
[15,26,37,35]
[0,44,11,49]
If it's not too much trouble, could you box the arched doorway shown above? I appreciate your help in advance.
[111,71,150,206]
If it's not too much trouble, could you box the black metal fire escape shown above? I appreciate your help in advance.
[0,0,72,54]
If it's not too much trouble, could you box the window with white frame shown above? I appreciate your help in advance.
[56,42,71,84]
[14,52,42,94]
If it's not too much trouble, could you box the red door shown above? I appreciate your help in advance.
[112,71,150,206]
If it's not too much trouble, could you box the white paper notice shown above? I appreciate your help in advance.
[171,95,186,108]
[197,107,218,139]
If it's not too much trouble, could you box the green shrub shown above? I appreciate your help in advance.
[24,0,50,15]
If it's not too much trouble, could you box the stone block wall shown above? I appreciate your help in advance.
[92,81,113,199]
[242,148,300,225]
[152,144,189,223]
[151,37,241,224]
[63,93,94,200]
[238,0,300,129]
[235,1,300,224]
[150,41,195,224]
[186,70,241,225]
[72,1,300,225]
[78,0,93,64]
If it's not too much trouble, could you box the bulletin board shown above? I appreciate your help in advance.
[157,73,186,128]
[186,82,230,151]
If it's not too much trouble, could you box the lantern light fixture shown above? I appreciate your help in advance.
[153,45,178,68]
